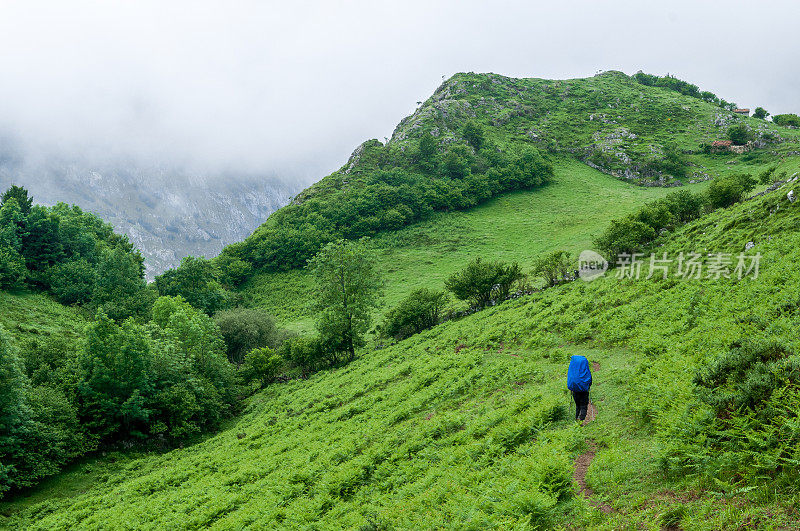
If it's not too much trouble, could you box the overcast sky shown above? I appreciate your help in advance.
[0,0,797,184]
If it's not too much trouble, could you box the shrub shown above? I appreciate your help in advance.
[281,335,326,378]
[772,113,800,127]
[532,251,573,287]
[241,347,284,388]
[662,189,705,224]
[706,173,756,209]
[154,256,231,315]
[593,219,655,260]
[382,288,448,340]
[758,166,778,185]
[753,107,769,120]
[214,308,286,364]
[462,120,486,150]
[727,124,753,145]
[445,258,523,308]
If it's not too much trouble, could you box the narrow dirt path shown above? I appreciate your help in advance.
[572,361,614,514]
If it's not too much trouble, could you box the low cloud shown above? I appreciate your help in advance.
[1,0,797,183]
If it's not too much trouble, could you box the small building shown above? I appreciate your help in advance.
[711,140,733,152]
[733,108,750,116]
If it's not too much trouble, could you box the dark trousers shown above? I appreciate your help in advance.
[572,391,590,421]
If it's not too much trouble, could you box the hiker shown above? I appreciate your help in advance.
[567,355,592,421]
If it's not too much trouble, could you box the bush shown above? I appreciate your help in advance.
[706,173,756,209]
[593,219,656,260]
[445,258,523,309]
[214,308,287,365]
[772,113,800,127]
[281,335,326,378]
[758,166,778,185]
[154,256,231,315]
[753,107,769,120]
[727,124,753,146]
[662,189,705,224]
[462,120,486,150]
[241,347,284,388]
[532,251,573,287]
[382,288,448,340]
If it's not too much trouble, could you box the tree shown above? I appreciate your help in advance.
[76,312,153,439]
[93,246,154,321]
[0,326,29,495]
[662,189,705,224]
[593,219,656,260]
[1,186,33,215]
[382,288,448,340]
[415,132,439,173]
[462,120,486,150]
[706,173,756,209]
[241,347,283,388]
[214,308,286,364]
[445,258,523,309]
[441,145,472,179]
[533,251,573,287]
[308,239,381,362]
[772,114,800,127]
[753,107,769,120]
[727,124,754,146]
[154,256,230,315]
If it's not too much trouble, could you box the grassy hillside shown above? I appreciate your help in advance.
[6,175,800,529]
[216,70,800,286]
[240,154,800,333]
[0,291,87,345]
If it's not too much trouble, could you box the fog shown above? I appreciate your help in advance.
[1,0,797,184]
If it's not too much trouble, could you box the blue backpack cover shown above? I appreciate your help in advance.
[567,355,592,392]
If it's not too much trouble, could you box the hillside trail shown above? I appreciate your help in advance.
[572,361,613,514]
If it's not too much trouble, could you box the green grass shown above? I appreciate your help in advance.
[0,290,87,345]
[242,158,713,332]
[6,179,800,528]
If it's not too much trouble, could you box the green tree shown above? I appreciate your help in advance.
[76,312,153,439]
[532,251,573,287]
[706,173,756,209]
[308,239,381,362]
[462,120,486,150]
[445,258,523,309]
[415,132,439,173]
[441,145,472,179]
[1,186,33,215]
[382,288,448,340]
[0,246,26,290]
[772,114,800,127]
[214,308,286,364]
[727,124,754,145]
[48,259,97,305]
[241,347,283,388]
[0,326,28,495]
[154,256,230,315]
[93,246,154,321]
[753,107,769,120]
[593,219,656,260]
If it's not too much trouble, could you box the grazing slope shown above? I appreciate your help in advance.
[6,173,800,529]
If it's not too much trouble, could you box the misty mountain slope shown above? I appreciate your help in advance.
[0,156,296,278]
